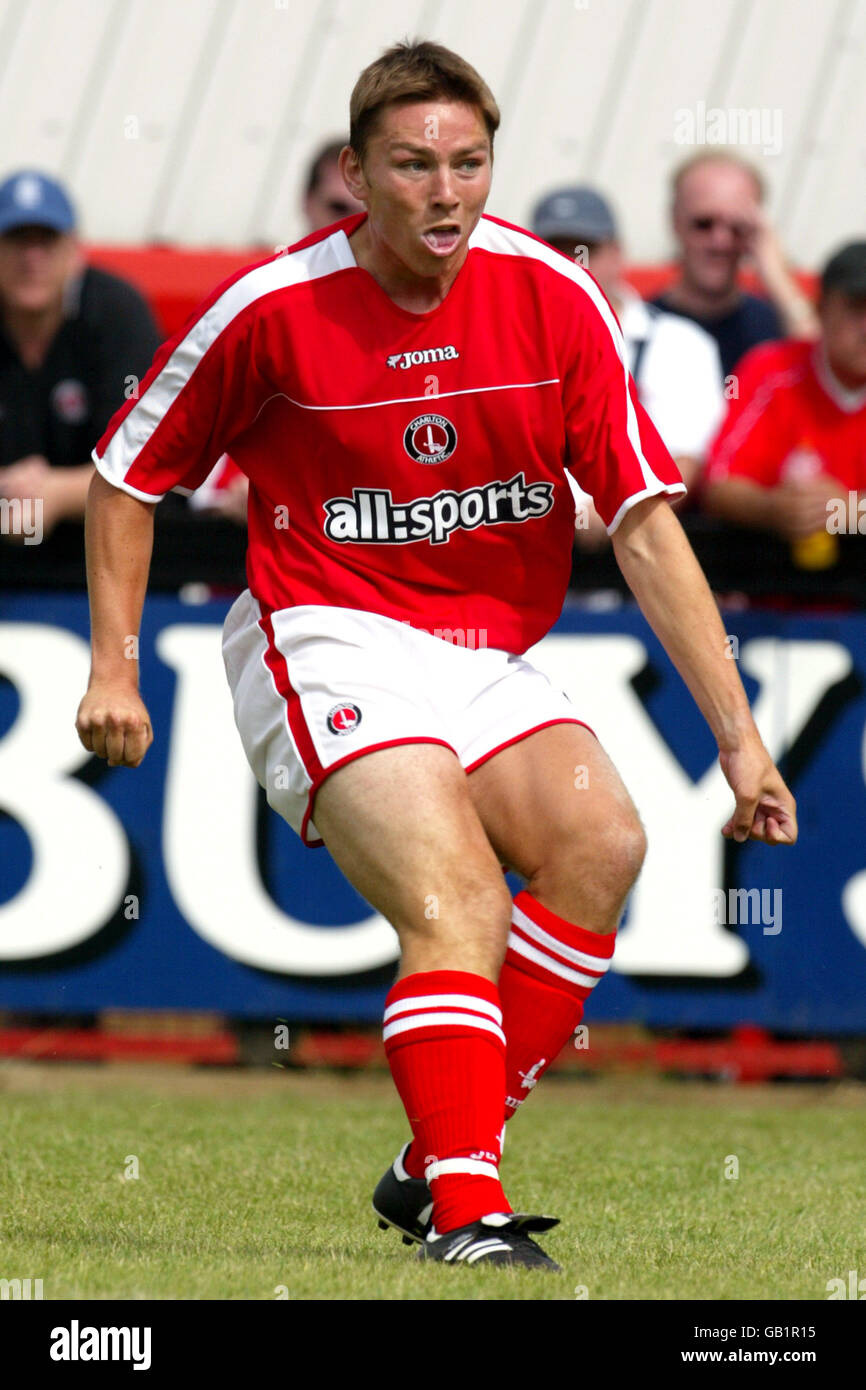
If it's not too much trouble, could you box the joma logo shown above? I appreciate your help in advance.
[386,346,460,369]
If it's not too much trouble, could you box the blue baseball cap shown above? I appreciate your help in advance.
[531,186,618,245]
[0,170,76,235]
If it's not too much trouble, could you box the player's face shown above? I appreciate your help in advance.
[820,289,866,387]
[0,226,78,314]
[344,101,492,281]
[673,163,758,298]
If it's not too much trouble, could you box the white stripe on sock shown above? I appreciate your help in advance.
[425,1158,500,1181]
[384,993,502,1025]
[512,902,612,975]
[383,1011,506,1046]
[506,930,602,989]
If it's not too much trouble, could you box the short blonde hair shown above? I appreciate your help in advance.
[349,39,500,162]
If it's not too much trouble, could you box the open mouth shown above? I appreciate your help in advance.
[422,225,461,255]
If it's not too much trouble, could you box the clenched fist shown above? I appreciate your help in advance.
[76,680,153,768]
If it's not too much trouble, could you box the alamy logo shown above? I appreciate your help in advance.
[0,1277,43,1299]
[323,472,554,546]
[386,345,459,369]
[50,1320,151,1370]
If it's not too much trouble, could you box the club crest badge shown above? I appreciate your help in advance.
[403,413,457,465]
[327,703,362,735]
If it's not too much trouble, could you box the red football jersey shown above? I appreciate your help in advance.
[705,339,866,489]
[94,213,684,654]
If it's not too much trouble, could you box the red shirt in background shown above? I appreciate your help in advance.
[705,339,866,491]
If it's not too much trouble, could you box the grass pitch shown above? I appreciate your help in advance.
[1,1063,864,1301]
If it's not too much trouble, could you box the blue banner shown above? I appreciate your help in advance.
[1,591,864,1030]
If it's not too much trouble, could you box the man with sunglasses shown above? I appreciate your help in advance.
[652,151,818,378]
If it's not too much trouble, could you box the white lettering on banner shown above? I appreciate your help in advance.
[524,636,852,975]
[0,625,856,975]
[841,716,866,949]
[156,626,399,976]
[0,625,129,958]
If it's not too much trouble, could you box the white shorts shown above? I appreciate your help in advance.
[221,592,594,847]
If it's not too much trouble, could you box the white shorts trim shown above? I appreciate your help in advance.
[221,595,595,847]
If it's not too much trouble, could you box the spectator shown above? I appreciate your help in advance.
[534,186,724,487]
[303,136,365,234]
[532,185,724,548]
[0,169,160,552]
[652,151,819,378]
[194,138,365,526]
[701,241,866,569]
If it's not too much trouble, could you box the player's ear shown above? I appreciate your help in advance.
[339,144,367,203]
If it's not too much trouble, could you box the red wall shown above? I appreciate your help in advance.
[83,243,818,341]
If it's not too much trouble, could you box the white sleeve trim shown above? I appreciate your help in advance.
[99,238,348,487]
[607,482,687,535]
[471,217,667,495]
[92,448,166,503]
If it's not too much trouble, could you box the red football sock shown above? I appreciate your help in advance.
[384,969,512,1234]
[499,890,616,1119]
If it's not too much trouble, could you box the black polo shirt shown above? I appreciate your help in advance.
[0,264,161,584]
[0,264,160,469]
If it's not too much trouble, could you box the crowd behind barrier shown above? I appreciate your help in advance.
[2,150,863,606]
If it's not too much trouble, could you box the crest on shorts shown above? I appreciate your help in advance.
[403,413,457,465]
[327,703,362,735]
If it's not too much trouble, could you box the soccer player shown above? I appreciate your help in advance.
[75,40,797,1272]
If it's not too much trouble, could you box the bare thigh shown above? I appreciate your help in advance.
[467,722,647,932]
[312,742,513,980]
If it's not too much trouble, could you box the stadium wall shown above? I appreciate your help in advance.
[0,0,864,264]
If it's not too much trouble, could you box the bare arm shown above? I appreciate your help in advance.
[0,457,95,538]
[751,217,820,340]
[703,474,845,540]
[611,494,797,844]
[701,476,776,532]
[671,455,701,492]
[75,471,156,766]
[48,462,96,524]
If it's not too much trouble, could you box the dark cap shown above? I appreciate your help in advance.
[820,242,866,299]
[0,170,76,235]
[531,186,618,246]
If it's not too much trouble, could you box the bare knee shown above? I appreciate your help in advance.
[528,807,647,931]
[396,868,514,980]
[577,810,647,905]
[606,811,648,891]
